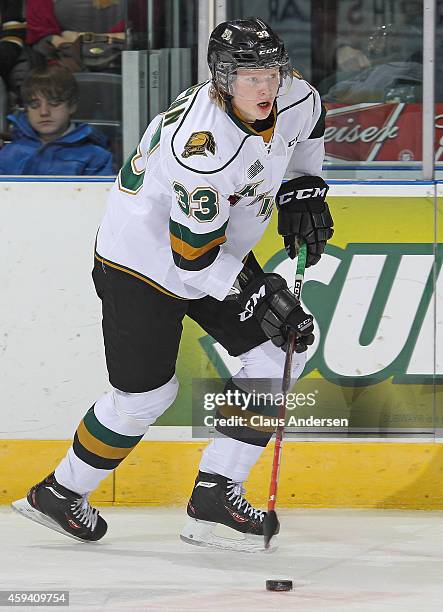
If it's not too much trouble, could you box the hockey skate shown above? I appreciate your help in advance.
[180,471,278,552]
[11,472,107,542]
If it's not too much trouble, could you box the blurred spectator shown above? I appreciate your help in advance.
[336,44,371,74]
[323,23,423,104]
[0,65,113,175]
[0,0,29,108]
[317,43,370,96]
[26,0,125,72]
[0,0,26,83]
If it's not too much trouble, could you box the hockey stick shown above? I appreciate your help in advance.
[263,240,307,549]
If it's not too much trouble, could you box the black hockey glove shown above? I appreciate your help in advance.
[229,270,314,353]
[276,175,334,266]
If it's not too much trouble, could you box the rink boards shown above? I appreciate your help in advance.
[1,179,442,508]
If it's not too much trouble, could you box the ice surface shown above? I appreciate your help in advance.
[1,507,443,611]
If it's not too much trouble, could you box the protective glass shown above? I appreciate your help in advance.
[222,62,293,100]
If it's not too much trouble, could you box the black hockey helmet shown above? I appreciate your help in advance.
[207,17,292,97]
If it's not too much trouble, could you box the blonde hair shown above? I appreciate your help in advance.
[208,83,228,111]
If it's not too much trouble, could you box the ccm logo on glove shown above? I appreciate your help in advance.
[276,175,334,266]
[239,284,266,321]
[278,185,327,205]
[298,317,313,332]
[229,271,314,353]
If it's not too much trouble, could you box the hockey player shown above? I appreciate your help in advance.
[12,18,333,551]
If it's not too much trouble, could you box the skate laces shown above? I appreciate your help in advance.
[70,495,99,531]
[226,481,265,522]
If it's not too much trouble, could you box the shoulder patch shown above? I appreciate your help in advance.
[182,131,217,158]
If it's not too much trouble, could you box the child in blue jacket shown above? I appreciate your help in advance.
[0,64,113,175]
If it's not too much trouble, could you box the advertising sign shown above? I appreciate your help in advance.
[325,103,443,163]
[162,190,441,434]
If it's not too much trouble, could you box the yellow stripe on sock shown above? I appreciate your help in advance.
[76,421,136,460]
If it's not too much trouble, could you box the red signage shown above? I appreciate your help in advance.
[324,103,443,163]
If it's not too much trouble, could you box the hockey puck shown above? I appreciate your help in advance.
[266,580,293,591]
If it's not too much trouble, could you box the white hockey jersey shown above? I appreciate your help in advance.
[96,77,325,301]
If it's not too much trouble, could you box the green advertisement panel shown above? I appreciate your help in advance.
[158,191,441,434]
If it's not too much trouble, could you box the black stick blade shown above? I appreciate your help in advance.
[263,510,280,549]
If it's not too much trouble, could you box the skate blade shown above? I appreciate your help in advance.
[180,517,278,553]
[11,497,92,543]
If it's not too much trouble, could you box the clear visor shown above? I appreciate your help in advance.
[224,62,293,101]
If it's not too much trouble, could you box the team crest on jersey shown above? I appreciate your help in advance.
[182,132,216,158]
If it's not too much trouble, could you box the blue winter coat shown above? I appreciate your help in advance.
[0,113,114,176]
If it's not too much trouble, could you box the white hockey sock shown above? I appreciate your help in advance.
[199,435,264,483]
[55,447,110,496]
[54,390,145,495]
[55,377,179,495]
[199,341,307,483]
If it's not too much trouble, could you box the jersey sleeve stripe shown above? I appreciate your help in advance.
[148,119,163,156]
[169,218,227,268]
[169,218,228,260]
[170,234,226,260]
[172,245,220,271]
[169,218,228,247]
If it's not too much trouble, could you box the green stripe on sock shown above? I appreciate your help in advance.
[83,406,143,449]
